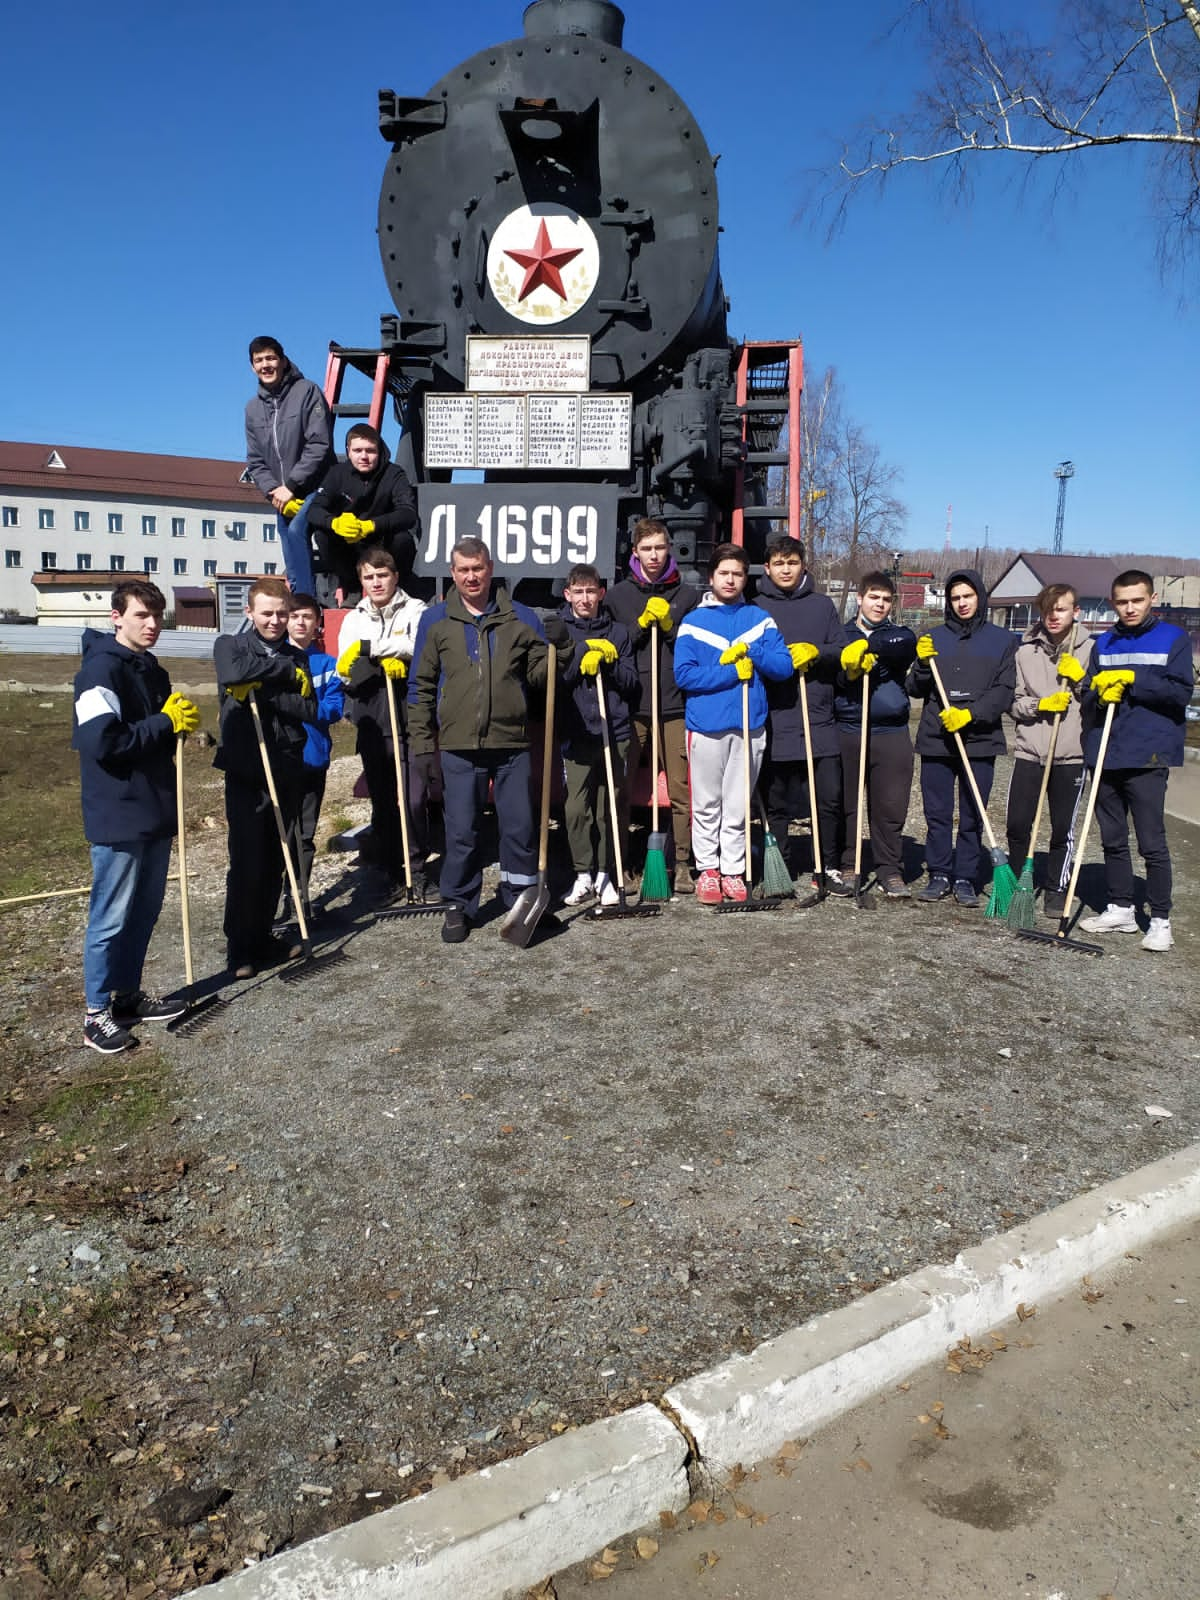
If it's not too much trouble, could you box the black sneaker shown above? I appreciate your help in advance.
[111,990,187,1026]
[825,869,854,897]
[918,874,952,902]
[83,1009,134,1054]
[880,874,911,899]
[412,871,442,905]
[441,906,468,944]
[1042,889,1068,919]
[953,879,980,907]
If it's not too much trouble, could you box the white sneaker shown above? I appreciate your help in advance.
[1079,903,1139,934]
[594,872,620,907]
[1142,917,1174,953]
[563,872,593,906]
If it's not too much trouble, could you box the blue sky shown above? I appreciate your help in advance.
[2,0,1195,560]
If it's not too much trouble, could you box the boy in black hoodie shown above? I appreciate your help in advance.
[906,569,1016,906]
[308,424,419,607]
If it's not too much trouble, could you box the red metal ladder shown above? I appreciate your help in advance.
[730,340,803,558]
[322,346,393,432]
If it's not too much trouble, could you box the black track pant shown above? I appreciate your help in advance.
[223,768,303,965]
[1093,765,1172,918]
[837,727,914,879]
[1005,757,1084,893]
[763,753,842,876]
[357,719,429,885]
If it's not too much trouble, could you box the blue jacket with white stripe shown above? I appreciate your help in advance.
[72,629,177,845]
[1083,616,1194,768]
[674,594,794,736]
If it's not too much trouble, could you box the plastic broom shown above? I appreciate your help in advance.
[1006,711,1061,931]
[639,621,673,901]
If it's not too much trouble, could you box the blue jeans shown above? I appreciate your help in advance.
[83,837,174,1010]
[279,495,316,594]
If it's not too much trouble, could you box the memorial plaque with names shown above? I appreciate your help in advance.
[525,395,578,470]
[466,335,590,393]
[578,393,632,470]
[423,394,475,468]
[475,394,525,469]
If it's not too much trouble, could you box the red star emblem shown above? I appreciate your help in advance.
[503,219,583,302]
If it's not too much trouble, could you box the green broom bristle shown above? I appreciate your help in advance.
[984,860,1018,919]
[760,828,796,899]
[640,841,673,902]
[1006,858,1037,930]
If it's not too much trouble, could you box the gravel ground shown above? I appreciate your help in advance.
[2,747,1197,1594]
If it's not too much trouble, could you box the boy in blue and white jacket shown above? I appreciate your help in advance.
[1078,569,1194,953]
[674,543,793,904]
[285,594,344,917]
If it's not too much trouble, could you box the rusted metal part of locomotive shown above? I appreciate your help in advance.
[326,0,800,593]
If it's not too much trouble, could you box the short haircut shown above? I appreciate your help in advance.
[858,570,895,597]
[765,535,806,563]
[632,517,669,547]
[248,576,292,607]
[1036,582,1077,618]
[345,423,383,451]
[112,579,165,616]
[356,547,397,575]
[707,542,748,576]
[288,591,321,615]
[1112,568,1153,597]
[451,537,492,566]
[248,335,284,360]
[565,563,603,587]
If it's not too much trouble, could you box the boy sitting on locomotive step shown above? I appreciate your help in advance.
[308,424,419,609]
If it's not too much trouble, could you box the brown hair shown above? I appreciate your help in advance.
[632,517,669,548]
[111,579,165,615]
[356,547,397,575]
[1036,582,1077,618]
[1112,569,1153,597]
[858,570,895,598]
[707,542,748,576]
[566,563,603,587]
[765,535,806,563]
[247,576,292,606]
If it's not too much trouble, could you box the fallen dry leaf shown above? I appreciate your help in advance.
[933,1421,951,1440]
[733,1501,753,1519]
[1016,1301,1037,1322]
[600,1548,620,1567]
[752,1512,770,1527]
[617,1197,635,1209]
[659,1509,677,1531]
[635,1537,658,1560]
[587,1564,613,1581]
[697,1551,721,1572]
[525,1580,556,1600]
[687,1499,711,1523]
[777,1439,804,1459]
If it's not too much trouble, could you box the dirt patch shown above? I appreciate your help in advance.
[2,681,1198,1597]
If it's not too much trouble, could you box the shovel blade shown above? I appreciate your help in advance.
[499,883,549,948]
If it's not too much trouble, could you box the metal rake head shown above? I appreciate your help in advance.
[167,993,234,1036]
[277,947,353,984]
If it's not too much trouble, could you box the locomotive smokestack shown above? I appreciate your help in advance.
[523,0,625,46]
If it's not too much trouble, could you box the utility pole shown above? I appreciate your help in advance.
[1052,461,1075,556]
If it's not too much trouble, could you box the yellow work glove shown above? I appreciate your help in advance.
[637,596,673,632]
[579,649,603,677]
[916,634,937,660]
[1038,690,1071,715]
[294,664,313,698]
[225,680,262,704]
[584,637,618,665]
[282,498,303,520]
[1092,668,1134,703]
[331,512,362,540]
[381,656,408,680]
[357,519,375,538]
[735,656,754,682]
[840,638,869,672]
[162,692,200,735]
[718,640,748,665]
[789,641,819,674]
[335,639,362,681]
[939,706,972,734]
[1057,653,1085,683]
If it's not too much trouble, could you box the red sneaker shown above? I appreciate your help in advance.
[720,874,748,903]
[695,869,723,906]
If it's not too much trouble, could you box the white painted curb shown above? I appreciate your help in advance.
[203,1404,688,1600]
[666,1141,1200,1473]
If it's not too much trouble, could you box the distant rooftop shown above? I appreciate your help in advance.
[0,441,261,506]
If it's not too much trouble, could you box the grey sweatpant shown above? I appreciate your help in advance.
[688,726,766,875]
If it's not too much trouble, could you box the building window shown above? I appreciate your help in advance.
[203,559,217,577]
[4,550,20,568]
[173,558,187,575]
[41,551,57,570]
[78,553,92,571]
[171,517,186,538]
[144,556,158,574]
[263,521,277,542]
[233,560,247,575]
[263,562,277,575]
[111,554,125,572]
[201,518,216,539]
[230,520,246,540]
[2,506,17,527]
[109,513,123,534]
[142,515,157,536]
[74,510,90,532]
[38,508,55,530]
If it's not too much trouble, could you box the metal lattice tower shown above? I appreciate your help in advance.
[1052,461,1075,555]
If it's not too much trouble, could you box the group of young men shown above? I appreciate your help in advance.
[70,349,1193,1051]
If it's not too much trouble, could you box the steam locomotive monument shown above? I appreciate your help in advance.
[324,0,801,594]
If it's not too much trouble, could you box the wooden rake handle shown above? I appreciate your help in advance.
[537,646,557,877]
[650,622,661,835]
[248,689,310,947]
[595,670,626,886]
[1026,712,1063,859]
[798,670,822,877]
[1061,698,1117,915]
[384,672,416,893]
[927,656,1001,851]
[174,733,194,990]
[854,670,870,880]
[742,677,753,883]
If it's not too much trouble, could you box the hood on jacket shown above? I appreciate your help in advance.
[80,626,153,668]
[344,428,393,488]
[756,571,816,604]
[257,359,304,403]
[943,568,989,636]
[627,553,680,587]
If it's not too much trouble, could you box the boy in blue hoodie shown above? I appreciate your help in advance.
[283,594,345,920]
[556,564,638,907]
[1078,570,1194,953]
[674,543,793,904]
[73,580,199,1053]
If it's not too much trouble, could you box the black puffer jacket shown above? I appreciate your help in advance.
[753,572,843,761]
[906,569,1016,758]
[605,566,699,719]
[213,629,318,781]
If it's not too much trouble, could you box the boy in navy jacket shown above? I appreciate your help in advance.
[73,580,199,1052]
[283,594,345,920]
[906,568,1016,906]
[674,543,793,904]
[833,571,918,896]
[556,564,638,906]
[1079,570,1194,952]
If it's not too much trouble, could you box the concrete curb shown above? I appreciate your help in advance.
[204,1144,1200,1598]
